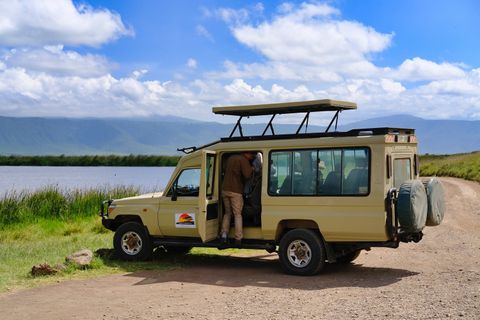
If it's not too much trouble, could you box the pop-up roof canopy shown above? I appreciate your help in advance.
[178,99,358,153]
[212,99,356,116]
[212,99,357,139]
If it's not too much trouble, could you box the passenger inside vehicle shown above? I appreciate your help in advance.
[220,152,263,229]
[344,157,368,194]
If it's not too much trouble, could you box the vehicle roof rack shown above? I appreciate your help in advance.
[219,127,415,143]
[212,99,357,138]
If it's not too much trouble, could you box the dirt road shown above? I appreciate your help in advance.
[1,178,479,319]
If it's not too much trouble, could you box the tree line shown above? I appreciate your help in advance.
[0,155,181,166]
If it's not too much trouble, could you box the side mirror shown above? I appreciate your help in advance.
[171,185,178,201]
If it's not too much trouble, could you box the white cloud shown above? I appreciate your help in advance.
[187,58,197,69]
[392,57,466,81]
[2,46,113,77]
[0,1,479,123]
[211,2,392,82]
[196,25,214,42]
[0,0,132,47]
[0,67,197,118]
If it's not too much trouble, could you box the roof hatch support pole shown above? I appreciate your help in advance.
[229,116,244,138]
[262,114,276,136]
[325,110,341,133]
[296,112,311,135]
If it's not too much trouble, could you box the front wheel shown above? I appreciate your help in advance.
[278,229,326,276]
[114,222,152,261]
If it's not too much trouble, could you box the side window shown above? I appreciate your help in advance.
[269,148,370,196]
[169,168,201,197]
[393,158,411,189]
[292,150,317,195]
[270,152,292,195]
[318,149,342,195]
[343,149,369,195]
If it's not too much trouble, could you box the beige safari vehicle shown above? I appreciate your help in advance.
[100,99,445,275]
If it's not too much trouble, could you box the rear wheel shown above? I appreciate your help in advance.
[114,222,152,261]
[279,229,326,276]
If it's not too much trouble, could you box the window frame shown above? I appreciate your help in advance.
[267,146,371,197]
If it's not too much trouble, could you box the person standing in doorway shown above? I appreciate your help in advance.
[220,152,255,245]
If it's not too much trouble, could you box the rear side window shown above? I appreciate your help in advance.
[269,148,369,196]
[393,158,411,189]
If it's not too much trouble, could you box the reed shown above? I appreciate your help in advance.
[0,186,139,227]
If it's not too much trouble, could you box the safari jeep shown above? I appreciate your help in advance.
[100,99,445,275]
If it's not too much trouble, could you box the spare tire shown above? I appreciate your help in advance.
[397,180,428,233]
[422,177,446,226]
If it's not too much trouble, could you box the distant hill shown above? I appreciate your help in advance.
[343,115,480,154]
[0,115,478,155]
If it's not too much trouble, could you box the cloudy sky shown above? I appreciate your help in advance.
[0,0,479,124]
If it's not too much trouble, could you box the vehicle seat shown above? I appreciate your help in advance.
[242,172,262,226]
[320,170,342,195]
[344,168,368,194]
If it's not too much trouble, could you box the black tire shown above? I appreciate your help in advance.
[113,222,152,261]
[397,180,428,233]
[336,250,361,264]
[422,177,446,226]
[163,246,192,255]
[278,229,326,276]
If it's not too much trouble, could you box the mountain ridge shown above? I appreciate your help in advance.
[0,115,478,155]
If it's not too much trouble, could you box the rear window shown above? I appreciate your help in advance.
[393,158,411,189]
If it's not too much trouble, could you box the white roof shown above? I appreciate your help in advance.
[212,99,357,116]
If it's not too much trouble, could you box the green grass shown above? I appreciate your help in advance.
[0,217,177,292]
[420,152,480,182]
[0,186,265,292]
[0,215,258,293]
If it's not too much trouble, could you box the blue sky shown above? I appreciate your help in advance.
[0,0,479,124]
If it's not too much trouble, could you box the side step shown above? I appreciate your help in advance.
[152,237,277,253]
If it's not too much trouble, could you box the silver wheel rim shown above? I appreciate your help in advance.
[287,240,312,268]
[121,231,143,255]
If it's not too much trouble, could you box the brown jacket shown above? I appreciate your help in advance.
[222,154,253,194]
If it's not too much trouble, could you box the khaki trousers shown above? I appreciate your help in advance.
[221,191,244,240]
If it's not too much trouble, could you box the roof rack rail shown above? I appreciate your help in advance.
[212,99,357,138]
[219,127,415,143]
[177,140,221,154]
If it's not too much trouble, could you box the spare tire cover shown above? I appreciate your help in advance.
[397,180,428,233]
[423,177,446,226]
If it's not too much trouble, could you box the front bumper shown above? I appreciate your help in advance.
[101,218,115,231]
[100,199,115,231]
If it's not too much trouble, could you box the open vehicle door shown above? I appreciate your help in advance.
[198,150,219,242]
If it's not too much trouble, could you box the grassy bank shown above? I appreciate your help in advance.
[0,217,177,291]
[0,186,259,292]
[0,155,180,166]
[420,152,480,182]
[0,186,139,226]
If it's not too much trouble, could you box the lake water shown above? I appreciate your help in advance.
[0,166,175,194]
